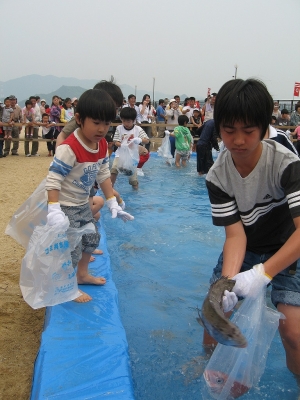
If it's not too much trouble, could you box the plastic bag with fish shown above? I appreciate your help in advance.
[117,134,139,176]
[201,274,282,399]
[157,132,174,165]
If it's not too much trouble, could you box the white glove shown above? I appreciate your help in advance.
[106,196,134,222]
[118,198,126,210]
[232,263,271,297]
[47,203,65,226]
[222,290,238,313]
[131,137,142,145]
[164,130,170,136]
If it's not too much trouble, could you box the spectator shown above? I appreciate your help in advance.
[60,98,74,123]
[138,94,155,139]
[1,97,14,139]
[156,99,166,138]
[272,100,281,119]
[276,109,290,126]
[40,99,46,115]
[182,96,197,121]
[202,93,217,122]
[123,94,140,123]
[50,95,62,155]
[196,119,219,175]
[3,95,22,156]
[71,97,78,112]
[29,95,41,156]
[290,104,300,127]
[22,100,35,156]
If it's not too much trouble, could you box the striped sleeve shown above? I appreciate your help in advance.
[45,145,75,191]
[280,160,300,218]
[206,179,241,226]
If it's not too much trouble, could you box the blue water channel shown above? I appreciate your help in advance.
[101,153,298,400]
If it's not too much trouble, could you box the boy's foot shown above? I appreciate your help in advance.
[132,183,139,190]
[89,255,95,262]
[92,249,103,255]
[175,163,181,167]
[73,289,92,303]
[77,274,106,285]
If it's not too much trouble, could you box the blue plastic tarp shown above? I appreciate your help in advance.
[30,220,134,400]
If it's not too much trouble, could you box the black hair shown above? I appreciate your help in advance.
[142,94,151,108]
[93,80,123,107]
[42,113,49,119]
[45,104,49,109]
[174,95,180,99]
[76,89,116,123]
[189,96,196,101]
[120,107,137,121]
[281,109,289,115]
[184,98,189,106]
[25,100,32,107]
[178,115,189,126]
[128,94,136,100]
[159,99,164,105]
[271,116,277,122]
[29,95,37,101]
[4,97,10,102]
[51,95,60,106]
[211,93,217,97]
[63,97,72,109]
[214,78,273,140]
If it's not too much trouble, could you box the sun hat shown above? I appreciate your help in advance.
[71,97,78,103]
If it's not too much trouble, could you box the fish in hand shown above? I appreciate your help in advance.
[197,276,247,348]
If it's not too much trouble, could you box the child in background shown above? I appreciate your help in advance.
[191,108,202,136]
[22,100,35,139]
[111,107,150,189]
[1,97,14,139]
[40,113,56,157]
[45,89,134,303]
[169,115,193,167]
[45,104,50,115]
[60,98,74,124]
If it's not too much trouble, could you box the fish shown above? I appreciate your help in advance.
[204,369,250,399]
[197,276,247,348]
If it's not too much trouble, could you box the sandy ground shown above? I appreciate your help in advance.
[0,136,52,400]
[0,131,163,400]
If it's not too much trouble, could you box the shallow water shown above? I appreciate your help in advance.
[102,153,298,400]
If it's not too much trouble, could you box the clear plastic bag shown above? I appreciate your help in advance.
[201,276,282,399]
[20,217,95,309]
[5,179,48,248]
[118,136,139,176]
[157,133,174,165]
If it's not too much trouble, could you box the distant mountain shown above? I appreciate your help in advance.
[0,75,204,105]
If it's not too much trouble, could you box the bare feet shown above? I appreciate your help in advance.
[89,255,95,262]
[92,249,103,255]
[73,289,92,303]
[77,273,106,286]
[175,163,180,168]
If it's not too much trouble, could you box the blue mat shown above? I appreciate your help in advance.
[30,220,134,400]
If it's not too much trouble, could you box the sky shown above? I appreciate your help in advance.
[1,0,299,100]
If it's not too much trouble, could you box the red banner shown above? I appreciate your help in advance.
[294,82,300,97]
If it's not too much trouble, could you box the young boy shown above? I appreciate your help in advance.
[111,107,150,189]
[1,97,14,139]
[40,113,56,156]
[204,78,300,379]
[169,115,193,167]
[45,89,134,303]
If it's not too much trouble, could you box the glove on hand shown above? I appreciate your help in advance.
[222,290,238,313]
[232,263,271,298]
[106,196,134,222]
[47,203,65,226]
[164,130,170,136]
[131,137,142,145]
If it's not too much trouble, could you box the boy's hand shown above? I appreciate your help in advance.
[130,137,142,145]
[47,203,66,226]
[106,196,134,222]
[232,263,271,297]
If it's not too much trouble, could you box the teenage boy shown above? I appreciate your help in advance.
[111,107,150,189]
[204,78,300,379]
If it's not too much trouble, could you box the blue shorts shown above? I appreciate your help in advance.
[211,251,300,307]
